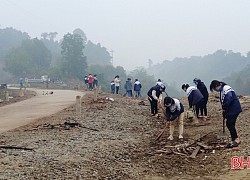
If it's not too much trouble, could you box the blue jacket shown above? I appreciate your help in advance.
[165,98,184,121]
[124,80,132,91]
[186,86,204,108]
[219,85,242,117]
[134,81,142,91]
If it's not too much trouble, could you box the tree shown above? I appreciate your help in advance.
[48,32,58,41]
[129,67,155,95]
[148,50,250,92]
[41,32,58,41]
[41,32,49,40]
[84,40,112,66]
[0,27,30,63]
[73,28,87,45]
[60,33,87,79]
[5,38,51,77]
[40,32,61,66]
[4,48,31,76]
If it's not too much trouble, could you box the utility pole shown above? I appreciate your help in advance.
[110,49,114,66]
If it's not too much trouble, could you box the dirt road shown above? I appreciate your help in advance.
[0,89,84,133]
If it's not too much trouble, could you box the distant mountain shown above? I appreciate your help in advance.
[148,50,250,90]
[223,64,250,95]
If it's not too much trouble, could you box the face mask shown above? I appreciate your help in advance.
[215,89,220,92]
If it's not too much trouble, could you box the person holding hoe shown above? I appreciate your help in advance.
[210,80,242,148]
[147,84,166,118]
[163,96,185,141]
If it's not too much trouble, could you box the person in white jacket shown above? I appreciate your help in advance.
[114,75,121,94]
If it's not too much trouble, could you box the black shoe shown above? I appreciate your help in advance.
[225,141,240,148]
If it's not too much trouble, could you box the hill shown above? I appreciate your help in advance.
[148,50,250,92]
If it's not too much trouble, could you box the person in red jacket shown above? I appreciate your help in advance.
[88,74,94,90]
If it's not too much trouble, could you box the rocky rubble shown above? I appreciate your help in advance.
[0,92,249,179]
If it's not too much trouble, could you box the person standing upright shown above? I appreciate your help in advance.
[134,79,142,97]
[84,75,89,90]
[93,74,98,88]
[19,78,24,90]
[114,75,121,94]
[88,74,94,90]
[124,78,133,97]
[210,80,242,148]
[110,81,115,94]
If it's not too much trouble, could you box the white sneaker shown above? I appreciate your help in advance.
[179,135,183,139]
[167,135,174,141]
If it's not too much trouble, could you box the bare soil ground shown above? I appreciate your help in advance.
[0,91,250,179]
[0,89,36,107]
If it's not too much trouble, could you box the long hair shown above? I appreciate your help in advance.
[210,80,227,91]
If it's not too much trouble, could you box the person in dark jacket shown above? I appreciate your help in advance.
[163,96,185,141]
[84,75,88,90]
[110,81,115,94]
[210,80,242,148]
[182,84,204,119]
[193,78,209,118]
[124,78,133,97]
[147,84,166,117]
[93,74,98,88]
[134,79,142,97]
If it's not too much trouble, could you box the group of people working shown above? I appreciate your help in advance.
[147,78,242,148]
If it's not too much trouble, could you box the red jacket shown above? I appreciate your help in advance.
[88,75,93,83]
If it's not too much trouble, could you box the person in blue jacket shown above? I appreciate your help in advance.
[124,78,133,97]
[93,74,98,88]
[210,80,242,148]
[134,79,142,97]
[182,84,204,118]
[164,96,185,141]
[147,84,166,117]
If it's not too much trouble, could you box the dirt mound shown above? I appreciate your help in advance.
[0,92,249,179]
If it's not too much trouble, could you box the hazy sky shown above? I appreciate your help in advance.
[1,0,250,70]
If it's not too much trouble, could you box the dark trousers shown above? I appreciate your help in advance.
[199,100,208,116]
[148,98,158,115]
[88,83,93,89]
[127,90,132,97]
[226,114,239,141]
[195,100,203,118]
[115,86,119,94]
